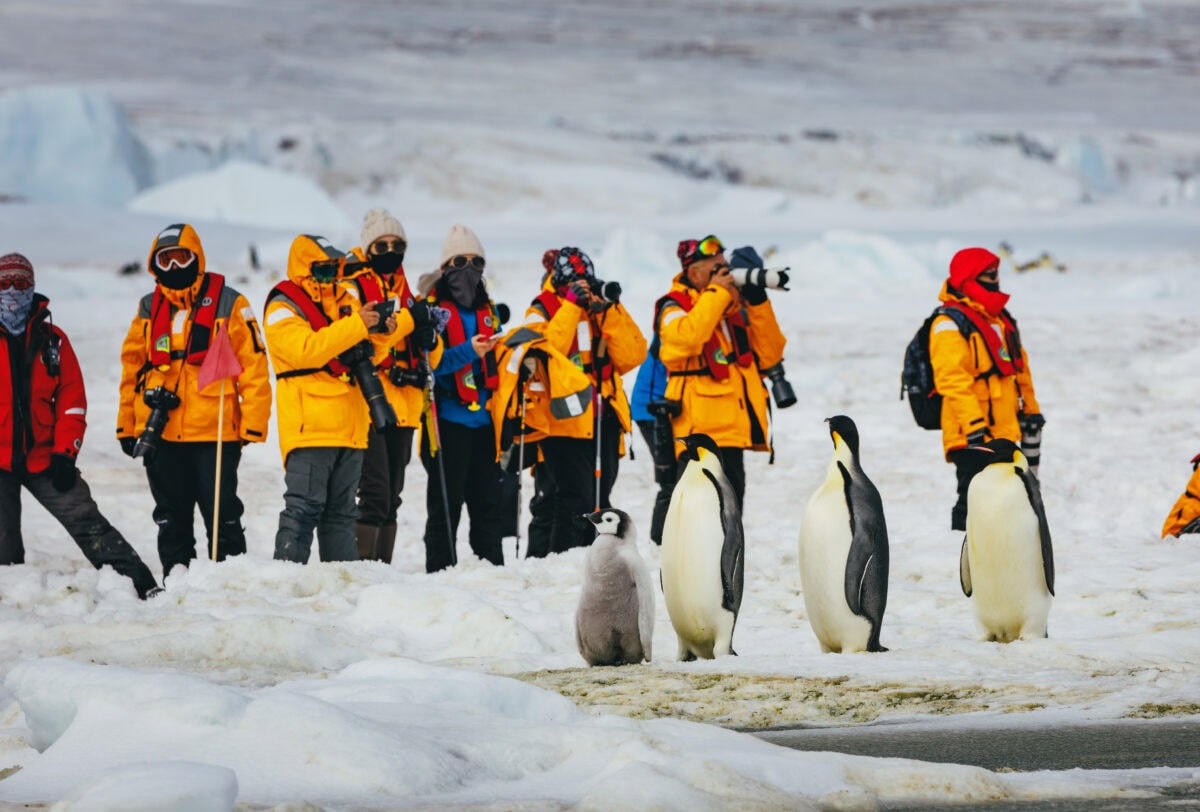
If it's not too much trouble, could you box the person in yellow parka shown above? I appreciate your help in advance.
[930,247,1043,531]
[520,247,647,556]
[656,235,786,511]
[263,234,438,564]
[1162,454,1200,538]
[117,223,271,576]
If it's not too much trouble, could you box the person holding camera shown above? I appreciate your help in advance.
[343,208,432,563]
[2,253,161,599]
[654,235,787,510]
[117,224,271,577]
[522,246,647,556]
[417,225,510,573]
[265,234,436,564]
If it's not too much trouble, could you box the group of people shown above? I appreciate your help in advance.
[2,226,1192,600]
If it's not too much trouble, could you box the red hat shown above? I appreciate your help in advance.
[948,247,999,288]
[0,253,34,286]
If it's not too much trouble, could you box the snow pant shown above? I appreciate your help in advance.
[146,439,245,576]
[948,448,992,532]
[419,417,504,573]
[357,425,415,526]
[527,408,622,558]
[636,419,673,545]
[0,467,160,598]
[274,446,362,563]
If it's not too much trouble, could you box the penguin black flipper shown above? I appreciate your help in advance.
[702,467,744,617]
[839,463,890,651]
[1017,465,1054,596]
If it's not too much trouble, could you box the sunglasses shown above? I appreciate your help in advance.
[445,255,485,272]
[369,238,407,257]
[154,246,195,272]
[0,277,32,291]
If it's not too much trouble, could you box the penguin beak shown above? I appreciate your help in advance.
[582,512,601,525]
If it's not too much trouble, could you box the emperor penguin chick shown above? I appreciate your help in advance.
[575,509,654,666]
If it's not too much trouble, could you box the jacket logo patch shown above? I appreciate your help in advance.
[155,336,171,353]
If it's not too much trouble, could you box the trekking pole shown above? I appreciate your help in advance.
[515,380,527,558]
[211,376,226,562]
[423,353,457,566]
[592,334,608,512]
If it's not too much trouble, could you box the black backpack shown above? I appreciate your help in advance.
[901,306,973,430]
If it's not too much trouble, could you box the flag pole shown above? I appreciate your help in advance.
[211,377,225,561]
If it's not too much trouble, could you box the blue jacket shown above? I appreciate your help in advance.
[629,336,667,423]
[432,308,493,428]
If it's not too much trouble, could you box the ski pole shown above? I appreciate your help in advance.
[515,381,527,558]
[593,389,603,512]
[424,353,457,566]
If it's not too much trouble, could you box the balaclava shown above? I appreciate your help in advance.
[147,223,206,292]
[440,225,487,309]
[948,247,1009,316]
[361,208,407,278]
[0,253,36,334]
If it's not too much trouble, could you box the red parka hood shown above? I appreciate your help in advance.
[947,247,1008,316]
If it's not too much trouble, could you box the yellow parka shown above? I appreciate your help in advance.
[1162,462,1200,537]
[263,235,411,465]
[930,282,1041,458]
[117,224,272,445]
[658,276,785,451]
[519,282,647,445]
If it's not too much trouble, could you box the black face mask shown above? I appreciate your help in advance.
[977,277,1000,292]
[155,261,199,291]
[444,267,484,309]
[370,251,403,277]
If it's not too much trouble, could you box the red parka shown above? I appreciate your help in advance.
[0,295,87,475]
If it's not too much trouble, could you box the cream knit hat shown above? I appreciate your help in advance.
[361,208,407,249]
[439,224,485,267]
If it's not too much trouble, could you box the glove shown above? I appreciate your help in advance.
[739,283,767,305]
[495,302,511,325]
[119,437,137,458]
[564,280,592,307]
[408,301,440,352]
[1019,413,1046,433]
[48,453,77,493]
[966,428,989,447]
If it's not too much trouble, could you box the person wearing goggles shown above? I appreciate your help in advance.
[652,235,788,510]
[519,246,647,557]
[0,253,162,600]
[116,223,273,578]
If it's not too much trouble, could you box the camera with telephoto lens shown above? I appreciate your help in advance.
[133,387,181,459]
[760,362,797,409]
[338,341,398,428]
[647,399,682,484]
[728,266,790,291]
[388,365,429,389]
[587,277,622,305]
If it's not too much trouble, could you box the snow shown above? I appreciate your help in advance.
[1,0,1199,808]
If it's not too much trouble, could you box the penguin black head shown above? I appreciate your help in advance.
[676,433,721,465]
[981,438,1022,464]
[825,415,860,458]
[583,508,634,540]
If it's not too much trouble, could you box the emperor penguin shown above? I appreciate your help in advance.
[798,415,890,653]
[661,433,744,661]
[575,509,654,666]
[959,438,1055,642]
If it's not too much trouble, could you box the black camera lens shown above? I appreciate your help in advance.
[339,341,398,429]
[761,363,797,409]
[133,387,182,459]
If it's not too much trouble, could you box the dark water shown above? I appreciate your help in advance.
[753,718,1200,810]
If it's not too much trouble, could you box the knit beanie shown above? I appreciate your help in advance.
[440,224,485,267]
[0,253,35,286]
[361,208,407,249]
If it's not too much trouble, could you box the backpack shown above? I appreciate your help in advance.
[901,306,974,430]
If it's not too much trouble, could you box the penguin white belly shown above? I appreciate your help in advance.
[799,479,872,653]
[661,467,733,659]
[966,469,1051,642]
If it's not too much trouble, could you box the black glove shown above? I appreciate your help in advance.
[740,283,767,306]
[119,437,137,458]
[408,301,439,352]
[966,428,989,447]
[1019,413,1046,433]
[48,453,77,493]
[495,302,511,325]
[565,280,592,307]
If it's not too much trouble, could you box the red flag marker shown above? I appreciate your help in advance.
[197,321,243,393]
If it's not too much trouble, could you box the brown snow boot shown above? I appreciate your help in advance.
[379,523,397,564]
[355,523,381,561]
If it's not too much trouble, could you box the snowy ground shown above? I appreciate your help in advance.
[1,0,1199,809]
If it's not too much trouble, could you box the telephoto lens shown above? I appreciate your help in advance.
[133,387,182,459]
[760,363,797,409]
[597,280,622,304]
[647,399,682,483]
[729,266,790,290]
[340,341,398,429]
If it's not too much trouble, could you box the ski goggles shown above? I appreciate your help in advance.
[0,276,33,291]
[677,235,725,266]
[445,255,486,272]
[154,246,196,272]
[553,247,594,279]
[368,238,407,258]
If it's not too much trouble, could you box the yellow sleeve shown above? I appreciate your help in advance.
[745,299,786,371]
[597,304,647,375]
[117,313,148,439]
[930,316,987,435]
[227,295,273,442]
[658,287,733,367]
[264,299,370,371]
[543,297,586,357]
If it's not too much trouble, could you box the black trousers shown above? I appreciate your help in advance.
[274,446,363,563]
[527,409,622,557]
[420,417,504,573]
[0,467,160,598]
[948,448,992,531]
[146,440,245,576]
[357,425,415,526]
[635,419,674,545]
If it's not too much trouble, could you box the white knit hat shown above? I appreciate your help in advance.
[361,208,407,249]
[439,224,485,267]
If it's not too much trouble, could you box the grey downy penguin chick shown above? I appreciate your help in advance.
[575,508,654,666]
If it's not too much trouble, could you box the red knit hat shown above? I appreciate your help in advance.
[0,253,34,286]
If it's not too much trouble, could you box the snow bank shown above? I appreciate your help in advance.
[0,87,153,206]
[52,762,237,812]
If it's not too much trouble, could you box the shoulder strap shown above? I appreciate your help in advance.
[266,280,350,378]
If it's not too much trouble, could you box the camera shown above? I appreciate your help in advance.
[133,387,181,459]
[388,365,428,389]
[760,362,797,409]
[591,278,622,305]
[338,341,398,429]
[647,399,682,484]
[728,266,790,291]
